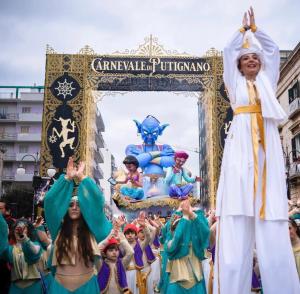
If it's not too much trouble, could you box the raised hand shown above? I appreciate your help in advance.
[33,216,44,228]
[111,228,120,240]
[248,6,256,28]
[181,199,195,219]
[180,199,191,215]
[137,211,146,226]
[65,157,77,180]
[76,161,86,181]
[242,12,249,28]
[114,215,126,229]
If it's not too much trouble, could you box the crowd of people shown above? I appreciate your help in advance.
[1,6,300,294]
[0,159,299,294]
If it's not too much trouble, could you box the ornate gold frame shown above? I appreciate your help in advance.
[41,36,229,208]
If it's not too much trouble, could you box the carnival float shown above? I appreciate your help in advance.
[111,115,201,219]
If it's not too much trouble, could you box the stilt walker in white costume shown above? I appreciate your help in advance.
[213,7,300,294]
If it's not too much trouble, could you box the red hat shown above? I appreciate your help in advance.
[103,237,119,253]
[124,223,138,234]
[137,226,144,233]
[175,151,189,160]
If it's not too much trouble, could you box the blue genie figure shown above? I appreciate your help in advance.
[125,115,175,197]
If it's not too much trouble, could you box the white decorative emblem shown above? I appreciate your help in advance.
[48,134,57,143]
[48,117,76,158]
[55,79,76,99]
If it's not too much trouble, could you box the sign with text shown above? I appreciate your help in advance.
[91,56,212,91]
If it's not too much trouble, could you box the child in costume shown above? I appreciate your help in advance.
[137,218,159,294]
[0,214,52,294]
[97,223,134,294]
[44,157,112,293]
[124,213,151,294]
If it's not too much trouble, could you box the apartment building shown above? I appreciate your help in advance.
[0,85,107,194]
[277,42,300,201]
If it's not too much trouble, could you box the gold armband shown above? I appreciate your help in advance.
[239,25,250,33]
[250,25,257,33]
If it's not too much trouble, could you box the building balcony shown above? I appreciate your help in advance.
[3,153,16,161]
[15,173,34,182]
[95,132,104,148]
[17,133,41,142]
[0,113,19,122]
[289,97,300,119]
[93,166,104,180]
[0,132,17,141]
[20,92,43,102]
[289,162,300,180]
[96,112,105,132]
[18,113,42,122]
[94,148,104,164]
[2,173,15,181]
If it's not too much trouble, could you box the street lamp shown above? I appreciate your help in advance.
[47,164,56,178]
[16,152,39,221]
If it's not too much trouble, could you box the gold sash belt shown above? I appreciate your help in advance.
[234,104,267,219]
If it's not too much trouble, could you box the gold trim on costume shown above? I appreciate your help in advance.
[136,269,150,294]
[234,81,267,219]
[250,25,257,33]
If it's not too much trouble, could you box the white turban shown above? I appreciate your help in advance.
[237,31,264,67]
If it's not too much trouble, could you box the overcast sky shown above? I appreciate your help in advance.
[0,0,299,176]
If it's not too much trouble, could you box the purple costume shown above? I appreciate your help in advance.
[98,259,129,293]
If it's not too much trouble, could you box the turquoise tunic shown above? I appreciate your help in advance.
[167,280,207,294]
[50,274,99,294]
[165,210,210,294]
[8,274,53,294]
[157,218,171,294]
[0,214,51,294]
[44,175,112,294]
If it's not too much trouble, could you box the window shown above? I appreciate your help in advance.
[0,107,7,119]
[20,126,30,134]
[291,134,300,161]
[19,145,29,153]
[22,107,31,113]
[288,81,300,104]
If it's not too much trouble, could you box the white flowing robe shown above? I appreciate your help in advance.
[216,29,288,220]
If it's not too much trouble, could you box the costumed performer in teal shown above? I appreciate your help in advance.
[156,210,182,294]
[0,214,52,294]
[165,199,209,294]
[44,157,112,293]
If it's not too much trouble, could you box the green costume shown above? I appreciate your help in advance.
[0,214,52,294]
[165,210,209,294]
[157,213,179,294]
[44,175,112,294]
[49,275,100,293]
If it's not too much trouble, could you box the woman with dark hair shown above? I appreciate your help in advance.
[0,215,52,293]
[289,218,300,278]
[117,155,144,200]
[214,7,300,293]
[44,157,112,293]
